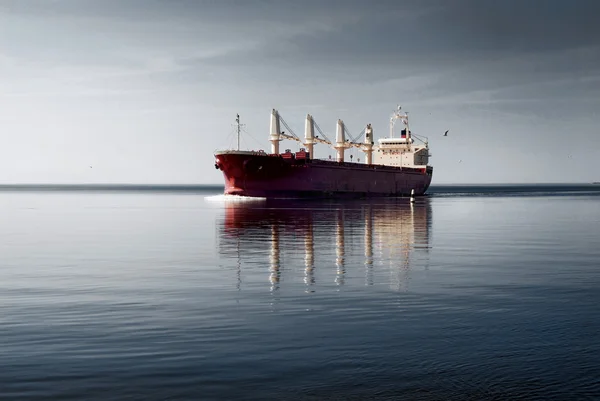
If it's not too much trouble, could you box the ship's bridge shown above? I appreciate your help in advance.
[378,137,414,146]
[378,128,414,147]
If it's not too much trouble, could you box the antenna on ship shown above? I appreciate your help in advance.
[390,105,401,138]
[234,113,245,151]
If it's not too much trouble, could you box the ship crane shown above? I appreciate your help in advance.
[303,114,334,158]
[270,109,303,153]
[271,109,336,151]
[270,109,375,163]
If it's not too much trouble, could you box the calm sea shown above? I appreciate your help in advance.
[1,184,599,400]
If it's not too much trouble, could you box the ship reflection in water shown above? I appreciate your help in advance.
[216,197,432,292]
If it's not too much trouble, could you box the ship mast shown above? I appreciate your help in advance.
[390,105,407,139]
[235,114,241,150]
[233,113,247,150]
[389,105,411,147]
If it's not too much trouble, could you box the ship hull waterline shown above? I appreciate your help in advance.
[214,151,433,199]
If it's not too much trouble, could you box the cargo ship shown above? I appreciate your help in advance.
[214,106,433,198]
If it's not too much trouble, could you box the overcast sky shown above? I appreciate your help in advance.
[1,0,598,184]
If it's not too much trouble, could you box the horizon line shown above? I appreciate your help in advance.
[0,182,596,188]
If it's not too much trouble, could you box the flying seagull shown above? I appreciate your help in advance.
[443,130,449,136]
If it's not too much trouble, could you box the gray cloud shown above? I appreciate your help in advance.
[158,0,599,113]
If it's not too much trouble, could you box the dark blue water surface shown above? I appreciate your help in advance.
[1,184,599,400]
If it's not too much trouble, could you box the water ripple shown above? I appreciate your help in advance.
[0,189,599,399]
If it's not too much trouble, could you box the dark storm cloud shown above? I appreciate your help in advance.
[191,0,600,59]
[158,0,598,98]
[7,0,595,108]
[438,0,600,53]
[9,0,599,58]
[10,0,598,85]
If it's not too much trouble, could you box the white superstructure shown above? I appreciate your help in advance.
[372,106,430,168]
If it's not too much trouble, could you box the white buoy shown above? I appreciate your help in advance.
[410,189,415,203]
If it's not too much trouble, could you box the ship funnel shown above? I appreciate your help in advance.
[304,114,315,159]
[335,119,346,163]
[269,109,281,154]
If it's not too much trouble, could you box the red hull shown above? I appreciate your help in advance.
[214,151,433,198]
